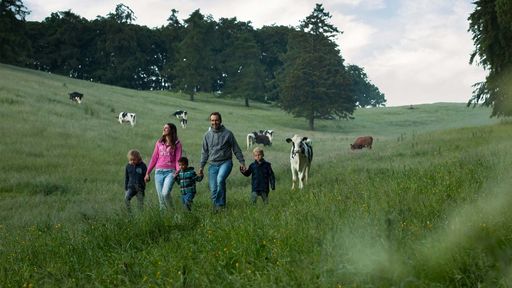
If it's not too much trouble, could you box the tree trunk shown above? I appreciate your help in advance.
[245,97,249,107]
[308,116,315,130]
[189,92,195,101]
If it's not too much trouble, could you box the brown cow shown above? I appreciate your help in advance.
[350,136,373,150]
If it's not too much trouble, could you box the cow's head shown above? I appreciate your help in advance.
[264,130,274,142]
[350,144,362,150]
[286,135,309,158]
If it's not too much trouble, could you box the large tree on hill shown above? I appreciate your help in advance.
[347,64,386,107]
[173,9,217,101]
[278,4,355,130]
[0,0,31,64]
[468,0,512,117]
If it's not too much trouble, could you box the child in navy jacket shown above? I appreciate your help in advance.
[125,149,147,212]
[240,147,275,204]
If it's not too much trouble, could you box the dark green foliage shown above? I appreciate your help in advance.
[468,0,512,117]
[0,0,31,64]
[216,18,266,106]
[256,25,294,102]
[107,3,136,24]
[172,9,217,101]
[347,64,386,107]
[299,3,340,38]
[278,4,356,130]
[159,9,184,89]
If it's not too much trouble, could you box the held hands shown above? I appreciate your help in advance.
[239,164,247,173]
[198,168,204,177]
[144,174,150,183]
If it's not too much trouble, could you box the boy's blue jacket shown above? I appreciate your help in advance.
[241,159,275,193]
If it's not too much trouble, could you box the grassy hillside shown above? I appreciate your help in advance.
[1,63,511,287]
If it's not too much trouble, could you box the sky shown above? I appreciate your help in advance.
[24,0,486,107]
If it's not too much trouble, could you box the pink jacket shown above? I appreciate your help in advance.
[146,139,182,174]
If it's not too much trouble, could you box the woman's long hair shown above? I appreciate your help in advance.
[159,123,178,148]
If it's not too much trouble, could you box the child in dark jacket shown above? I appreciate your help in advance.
[125,149,147,212]
[174,157,203,211]
[240,147,275,204]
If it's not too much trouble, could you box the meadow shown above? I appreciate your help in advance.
[1,63,511,287]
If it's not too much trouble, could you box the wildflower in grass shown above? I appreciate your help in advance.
[426,221,433,230]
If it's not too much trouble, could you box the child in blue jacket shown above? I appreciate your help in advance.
[125,149,147,212]
[240,147,275,204]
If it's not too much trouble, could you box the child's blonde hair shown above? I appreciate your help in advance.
[252,147,264,156]
[127,149,142,162]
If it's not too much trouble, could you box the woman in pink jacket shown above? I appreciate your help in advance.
[145,123,182,210]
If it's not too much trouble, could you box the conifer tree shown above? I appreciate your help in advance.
[278,4,355,130]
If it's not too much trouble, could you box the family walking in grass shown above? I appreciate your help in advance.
[124,112,276,213]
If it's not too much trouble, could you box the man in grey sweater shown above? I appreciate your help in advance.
[199,112,246,211]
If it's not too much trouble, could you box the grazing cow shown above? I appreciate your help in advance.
[350,136,373,150]
[173,110,188,128]
[69,92,83,104]
[118,112,136,126]
[286,135,313,189]
[246,129,274,150]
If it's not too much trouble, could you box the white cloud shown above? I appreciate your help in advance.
[345,0,486,106]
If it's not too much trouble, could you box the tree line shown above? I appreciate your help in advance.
[0,1,387,129]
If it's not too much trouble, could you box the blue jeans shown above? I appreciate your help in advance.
[125,185,144,212]
[182,192,196,211]
[251,191,268,204]
[154,169,176,210]
[208,160,233,208]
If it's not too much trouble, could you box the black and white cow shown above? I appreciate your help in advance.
[173,110,188,128]
[285,135,313,189]
[69,91,83,104]
[246,130,274,150]
[118,112,136,126]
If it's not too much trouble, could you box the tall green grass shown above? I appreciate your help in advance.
[1,63,511,287]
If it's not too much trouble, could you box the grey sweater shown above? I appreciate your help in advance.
[200,125,245,168]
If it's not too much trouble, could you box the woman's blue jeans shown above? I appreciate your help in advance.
[154,169,176,210]
[208,160,233,208]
